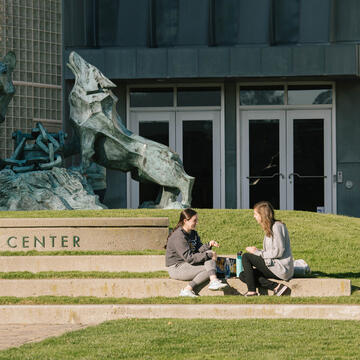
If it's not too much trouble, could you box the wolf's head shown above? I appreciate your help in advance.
[67,51,116,94]
[0,51,16,124]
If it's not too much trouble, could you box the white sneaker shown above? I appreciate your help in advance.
[179,288,198,297]
[208,279,228,291]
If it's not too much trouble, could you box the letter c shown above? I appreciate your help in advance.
[7,236,17,248]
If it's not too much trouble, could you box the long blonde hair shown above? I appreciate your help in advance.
[253,201,279,237]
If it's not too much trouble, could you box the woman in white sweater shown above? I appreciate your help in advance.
[239,201,294,296]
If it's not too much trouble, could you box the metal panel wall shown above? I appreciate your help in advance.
[334,0,360,42]
[98,0,149,47]
[63,0,96,47]
[336,81,360,217]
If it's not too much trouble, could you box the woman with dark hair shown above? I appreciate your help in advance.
[239,201,294,296]
[166,208,228,297]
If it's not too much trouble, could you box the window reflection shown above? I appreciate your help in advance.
[240,85,332,106]
[288,86,332,105]
[240,86,284,105]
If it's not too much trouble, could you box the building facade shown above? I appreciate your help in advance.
[63,0,360,217]
[0,0,62,159]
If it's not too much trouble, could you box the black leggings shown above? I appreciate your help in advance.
[239,252,280,292]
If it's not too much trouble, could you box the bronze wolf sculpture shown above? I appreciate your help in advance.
[67,51,194,208]
[0,51,16,124]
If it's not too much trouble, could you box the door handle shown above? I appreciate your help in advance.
[247,173,285,180]
[288,173,327,179]
[247,173,284,186]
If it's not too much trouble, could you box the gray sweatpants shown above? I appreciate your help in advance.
[167,260,217,289]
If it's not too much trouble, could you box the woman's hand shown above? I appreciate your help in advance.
[209,240,220,248]
[211,251,217,261]
[246,246,258,254]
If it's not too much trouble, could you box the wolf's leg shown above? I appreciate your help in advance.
[178,175,195,207]
[158,187,179,208]
[80,128,96,173]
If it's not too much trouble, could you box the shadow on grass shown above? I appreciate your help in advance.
[311,271,360,279]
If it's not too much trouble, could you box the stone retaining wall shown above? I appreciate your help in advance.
[0,217,169,251]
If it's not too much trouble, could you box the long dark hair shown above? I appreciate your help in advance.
[253,201,279,237]
[165,208,197,248]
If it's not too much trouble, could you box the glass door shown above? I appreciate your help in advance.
[286,110,332,212]
[129,110,221,208]
[241,111,286,209]
[176,111,221,209]
[241,110,332,212]
[128,111,175,208]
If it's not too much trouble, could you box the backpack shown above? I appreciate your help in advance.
[293,259,311,277]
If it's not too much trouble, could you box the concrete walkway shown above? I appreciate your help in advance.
[1,304,359,351]
[0,324,87,350]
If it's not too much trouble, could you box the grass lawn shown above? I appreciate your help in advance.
[1,208,360,288]
[0,209,359,357]
[0,318,359,359]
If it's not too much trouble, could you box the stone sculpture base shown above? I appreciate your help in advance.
[0,167,105,211]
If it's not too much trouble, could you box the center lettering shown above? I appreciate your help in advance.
[6,235,81,248]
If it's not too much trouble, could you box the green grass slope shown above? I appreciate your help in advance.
[1,209,359,279]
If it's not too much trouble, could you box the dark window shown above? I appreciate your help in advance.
[293,119,324,211]
[183,121,213,208]
[177,87,221,107]
[130,88,173,107]
[249,119,280,209]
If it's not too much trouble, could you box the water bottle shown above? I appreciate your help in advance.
[236,251,243,277]
[225,257,231,279]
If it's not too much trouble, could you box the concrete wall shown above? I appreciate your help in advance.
[336,80,360,217]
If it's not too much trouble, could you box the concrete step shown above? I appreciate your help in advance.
[0,304,359,324]
[0,255,167,273]
[0,278,351,298]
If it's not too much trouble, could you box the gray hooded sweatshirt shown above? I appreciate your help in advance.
[165,227,212,267]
